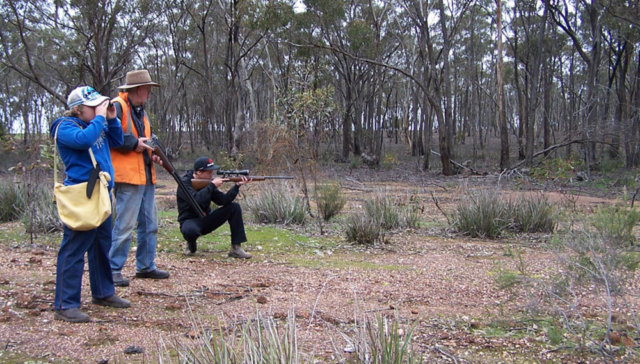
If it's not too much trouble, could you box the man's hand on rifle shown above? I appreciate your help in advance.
[234,175,253,187]
[136,137,153,153]
[212,177,225,188]
[151,154,163,166]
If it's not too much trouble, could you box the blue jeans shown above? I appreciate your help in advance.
[55,216,114,310]
[110,183,158,274]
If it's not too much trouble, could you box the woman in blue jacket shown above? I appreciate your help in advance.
[49,86,128,323]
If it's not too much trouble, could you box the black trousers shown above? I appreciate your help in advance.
[180,202,247,245]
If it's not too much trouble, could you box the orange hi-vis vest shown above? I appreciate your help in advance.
[110,92,156,185]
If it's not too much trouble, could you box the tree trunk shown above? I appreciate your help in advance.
[497,0,509,169]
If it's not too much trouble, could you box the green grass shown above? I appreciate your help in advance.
[0,350,67,364]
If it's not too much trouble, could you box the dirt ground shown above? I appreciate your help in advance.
[1,168,639,363]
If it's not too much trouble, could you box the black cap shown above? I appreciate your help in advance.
[194,157,220,171]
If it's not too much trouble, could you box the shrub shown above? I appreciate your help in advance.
[365,195,401,230]
[316,182,346,221]
[512,195,555,233]
[0,177,61,233]
[20,183,62,234]
[349,155,363,169]
[345,213,381,244]
[0,179,24,222]
[592,204,640,247]
[453,191,556,237]
[398,195,422,229]
[453,190,511,238]
[380,153,398,170]
[345,193,421,244]
[246,183,306,225]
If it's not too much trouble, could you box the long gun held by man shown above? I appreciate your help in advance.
[191,170,294,191]
[147,136,206,218]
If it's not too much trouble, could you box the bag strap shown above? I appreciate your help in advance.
[53,120,98,188]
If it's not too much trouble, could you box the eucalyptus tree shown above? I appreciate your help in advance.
[0,0,159,141]
[549,0,604,172]
[507,0,551,167]
[600,0,640,167]
[398,0,472,175]
[452,0,494,159]
[497,0,509,169]
[301,0,393,161]
[217,0,287,157]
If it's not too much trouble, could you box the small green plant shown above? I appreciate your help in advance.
[162,310,300,363]
[246,184,306,225]
[349,155,363,169]
[453,190,511,238]
[592,205,640,247]
[351,314,419,364]
[530,156,584,182]
[345,213,381,244]
[546,324,564,346]
[316,182,346,221]
[380,153,398,170]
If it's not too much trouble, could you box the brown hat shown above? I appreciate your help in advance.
[118,70,161,89]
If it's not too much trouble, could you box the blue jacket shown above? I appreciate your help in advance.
[50,115,124,190]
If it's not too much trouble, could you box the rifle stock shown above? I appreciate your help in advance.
[191,176,294,191]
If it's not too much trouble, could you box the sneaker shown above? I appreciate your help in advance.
[92,295,131,308]
[113,273,130,287]
[136,269,170,279]
[187,240,197,253]
[54,308,91,323]
[229,244,252,259]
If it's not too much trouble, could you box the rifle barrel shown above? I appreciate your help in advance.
[191,176,294,191]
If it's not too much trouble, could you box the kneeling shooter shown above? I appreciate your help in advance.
[177,157,253,258]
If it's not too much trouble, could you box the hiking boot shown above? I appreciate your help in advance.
[183,249,197,257]
[187,240,197,253]
[54,308,91,323]
[136,269,170,279]
[92,295,131,308]
[229,244,252,259]
[112,272,130,287]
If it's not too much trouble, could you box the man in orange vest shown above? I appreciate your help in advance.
[109,70,169,287]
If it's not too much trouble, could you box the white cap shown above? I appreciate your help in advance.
[67,86,109,108]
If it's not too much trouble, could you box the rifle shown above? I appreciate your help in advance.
[191,169,294,191]
[147,136,206,218]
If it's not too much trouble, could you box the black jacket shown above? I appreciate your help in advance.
[176,170,240,224]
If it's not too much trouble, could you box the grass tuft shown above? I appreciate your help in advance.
[345,213,381,244]
[453,191,556,238]
[0,179,25,222]
[512,194,556,233]
[246,183,306,225]
[453,190,511,238]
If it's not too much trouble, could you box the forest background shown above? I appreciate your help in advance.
[2,1,640,362]
[1,0,639,176]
